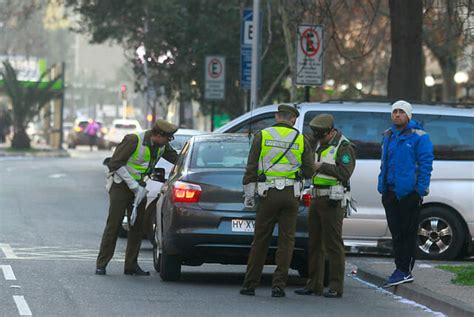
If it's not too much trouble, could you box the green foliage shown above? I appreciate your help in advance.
[0,61,63,148]
[437,265,474,286]
[66,0,291,120]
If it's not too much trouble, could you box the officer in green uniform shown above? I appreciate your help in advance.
[295,114,356,298]
[95,119,179,276]
[240,104,315,297]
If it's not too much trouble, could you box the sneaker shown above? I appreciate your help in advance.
[383,269,413,287]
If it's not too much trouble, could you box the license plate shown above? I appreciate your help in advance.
[231,219,255,232]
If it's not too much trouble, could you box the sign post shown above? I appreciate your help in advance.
[296,25,324,100]
[205,56,225,131]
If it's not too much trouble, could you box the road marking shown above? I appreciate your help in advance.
[48,173,67,178]
[0,265,16,280]
[13,296,32,316]
[0,243,18,258]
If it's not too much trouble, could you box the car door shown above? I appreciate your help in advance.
[302,109,391,239]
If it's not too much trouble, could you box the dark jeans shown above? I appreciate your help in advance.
[382,191,421,274]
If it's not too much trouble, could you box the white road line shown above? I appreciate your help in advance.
[0,243,18,258]
[0,265,16,280]
[13,296,32,316]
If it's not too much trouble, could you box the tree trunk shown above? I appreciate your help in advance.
[11,128,30,149]
[278,1,296,101]
[440,56,457,102]
[388,0,423,101]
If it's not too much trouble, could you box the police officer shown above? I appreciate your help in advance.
[295,114,356,298]
[240,104,314,297]
[95,119,179,276]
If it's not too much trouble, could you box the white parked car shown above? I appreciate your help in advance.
[215,101,474,260]
[104,119,142,149]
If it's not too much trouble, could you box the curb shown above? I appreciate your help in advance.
[0,149,70,158]
[356,267,474,317]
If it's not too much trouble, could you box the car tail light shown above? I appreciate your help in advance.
[302,191,312,207]
[172,181,201,203]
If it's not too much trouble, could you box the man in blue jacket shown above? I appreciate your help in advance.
[378,100,434,287]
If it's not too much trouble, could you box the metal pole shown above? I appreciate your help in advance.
[304,86,310,102]
[143,7,150,127]
[59,62,66,149]
[211,102,215,131]
[250,0,260,111]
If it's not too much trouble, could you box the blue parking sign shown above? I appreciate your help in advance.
[240,8,262,90]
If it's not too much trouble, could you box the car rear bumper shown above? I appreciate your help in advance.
[162,204,308,265]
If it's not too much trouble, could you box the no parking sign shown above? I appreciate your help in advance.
[296,25,324,86]
[205,56,225,100]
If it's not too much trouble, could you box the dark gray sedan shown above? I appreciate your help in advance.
[153,133,311,281]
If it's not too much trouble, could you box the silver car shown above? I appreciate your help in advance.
[215,101,474,260]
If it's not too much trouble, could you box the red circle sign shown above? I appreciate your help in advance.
[300,28,320,57]
[208,58,223,79]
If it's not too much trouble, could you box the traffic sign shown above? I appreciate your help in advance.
[240,8,262,90]
[296,25,324,86]
[205,56,225,100]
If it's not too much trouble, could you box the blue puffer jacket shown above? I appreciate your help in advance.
[377,120,434,199]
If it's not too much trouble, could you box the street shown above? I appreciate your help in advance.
[0,148,445,316]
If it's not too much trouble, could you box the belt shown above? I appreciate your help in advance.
[312,188,330,197]
[265,178,295,190]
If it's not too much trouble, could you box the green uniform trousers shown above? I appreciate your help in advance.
[242,186,299,289]
[306,196,345,294]
[96,182,147,271]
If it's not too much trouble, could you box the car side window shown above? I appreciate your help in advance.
[304,110,390,159]
[227,113,277,134]
[169,141,190,179]
[417,114,473,160]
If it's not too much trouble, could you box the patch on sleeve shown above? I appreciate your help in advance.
[341,154,351,164]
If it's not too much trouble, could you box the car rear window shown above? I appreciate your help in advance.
[190,140,250,168]
[115,124,137,129]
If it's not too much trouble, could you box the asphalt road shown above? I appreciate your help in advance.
[0,147,444,316]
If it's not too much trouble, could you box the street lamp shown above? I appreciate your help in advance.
[454,71,470,101]
[424,75,435,87]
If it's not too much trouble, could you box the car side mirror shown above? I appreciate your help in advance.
[103,157,111,166]
[150,167,166,182]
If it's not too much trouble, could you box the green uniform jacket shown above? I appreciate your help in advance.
[108,130,179,172]
[243,123,315,185]
[316,130,356,184]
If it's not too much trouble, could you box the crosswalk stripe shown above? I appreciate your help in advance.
[0,265,16,280]
[13,296,32,316]
[0,243,18,259]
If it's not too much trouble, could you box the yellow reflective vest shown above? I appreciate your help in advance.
[258,126,304,179]
[312,135,350,185]
[126,131,164,180]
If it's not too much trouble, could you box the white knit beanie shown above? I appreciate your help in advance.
[391,100,412,119]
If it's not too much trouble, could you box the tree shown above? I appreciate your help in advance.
[423,0,472,101]
[0,61,63,149]
[387,0,424,100]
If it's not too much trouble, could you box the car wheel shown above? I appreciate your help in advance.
[416,206,465,260]
[118,226,128,238]
[297,258,329,287]
[153,244,161,273]
[159,250,181,281]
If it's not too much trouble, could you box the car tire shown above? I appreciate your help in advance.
[153,244,161,273]
[159,250,181,281]
[297,258,330,287]
[118,226,128,238]
[415,206,465,260]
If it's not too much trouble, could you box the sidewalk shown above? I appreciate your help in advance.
[0,141,69,158]
[348,256,474,317]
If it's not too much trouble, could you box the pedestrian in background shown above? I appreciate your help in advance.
[85,119,100,151]
[378,100,433,287]
[95,119,179,276]
[240,104,314,297]
[295,114,356,298]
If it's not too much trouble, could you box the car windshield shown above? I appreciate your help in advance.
[190,140,250,168]
[170,134,195,151]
